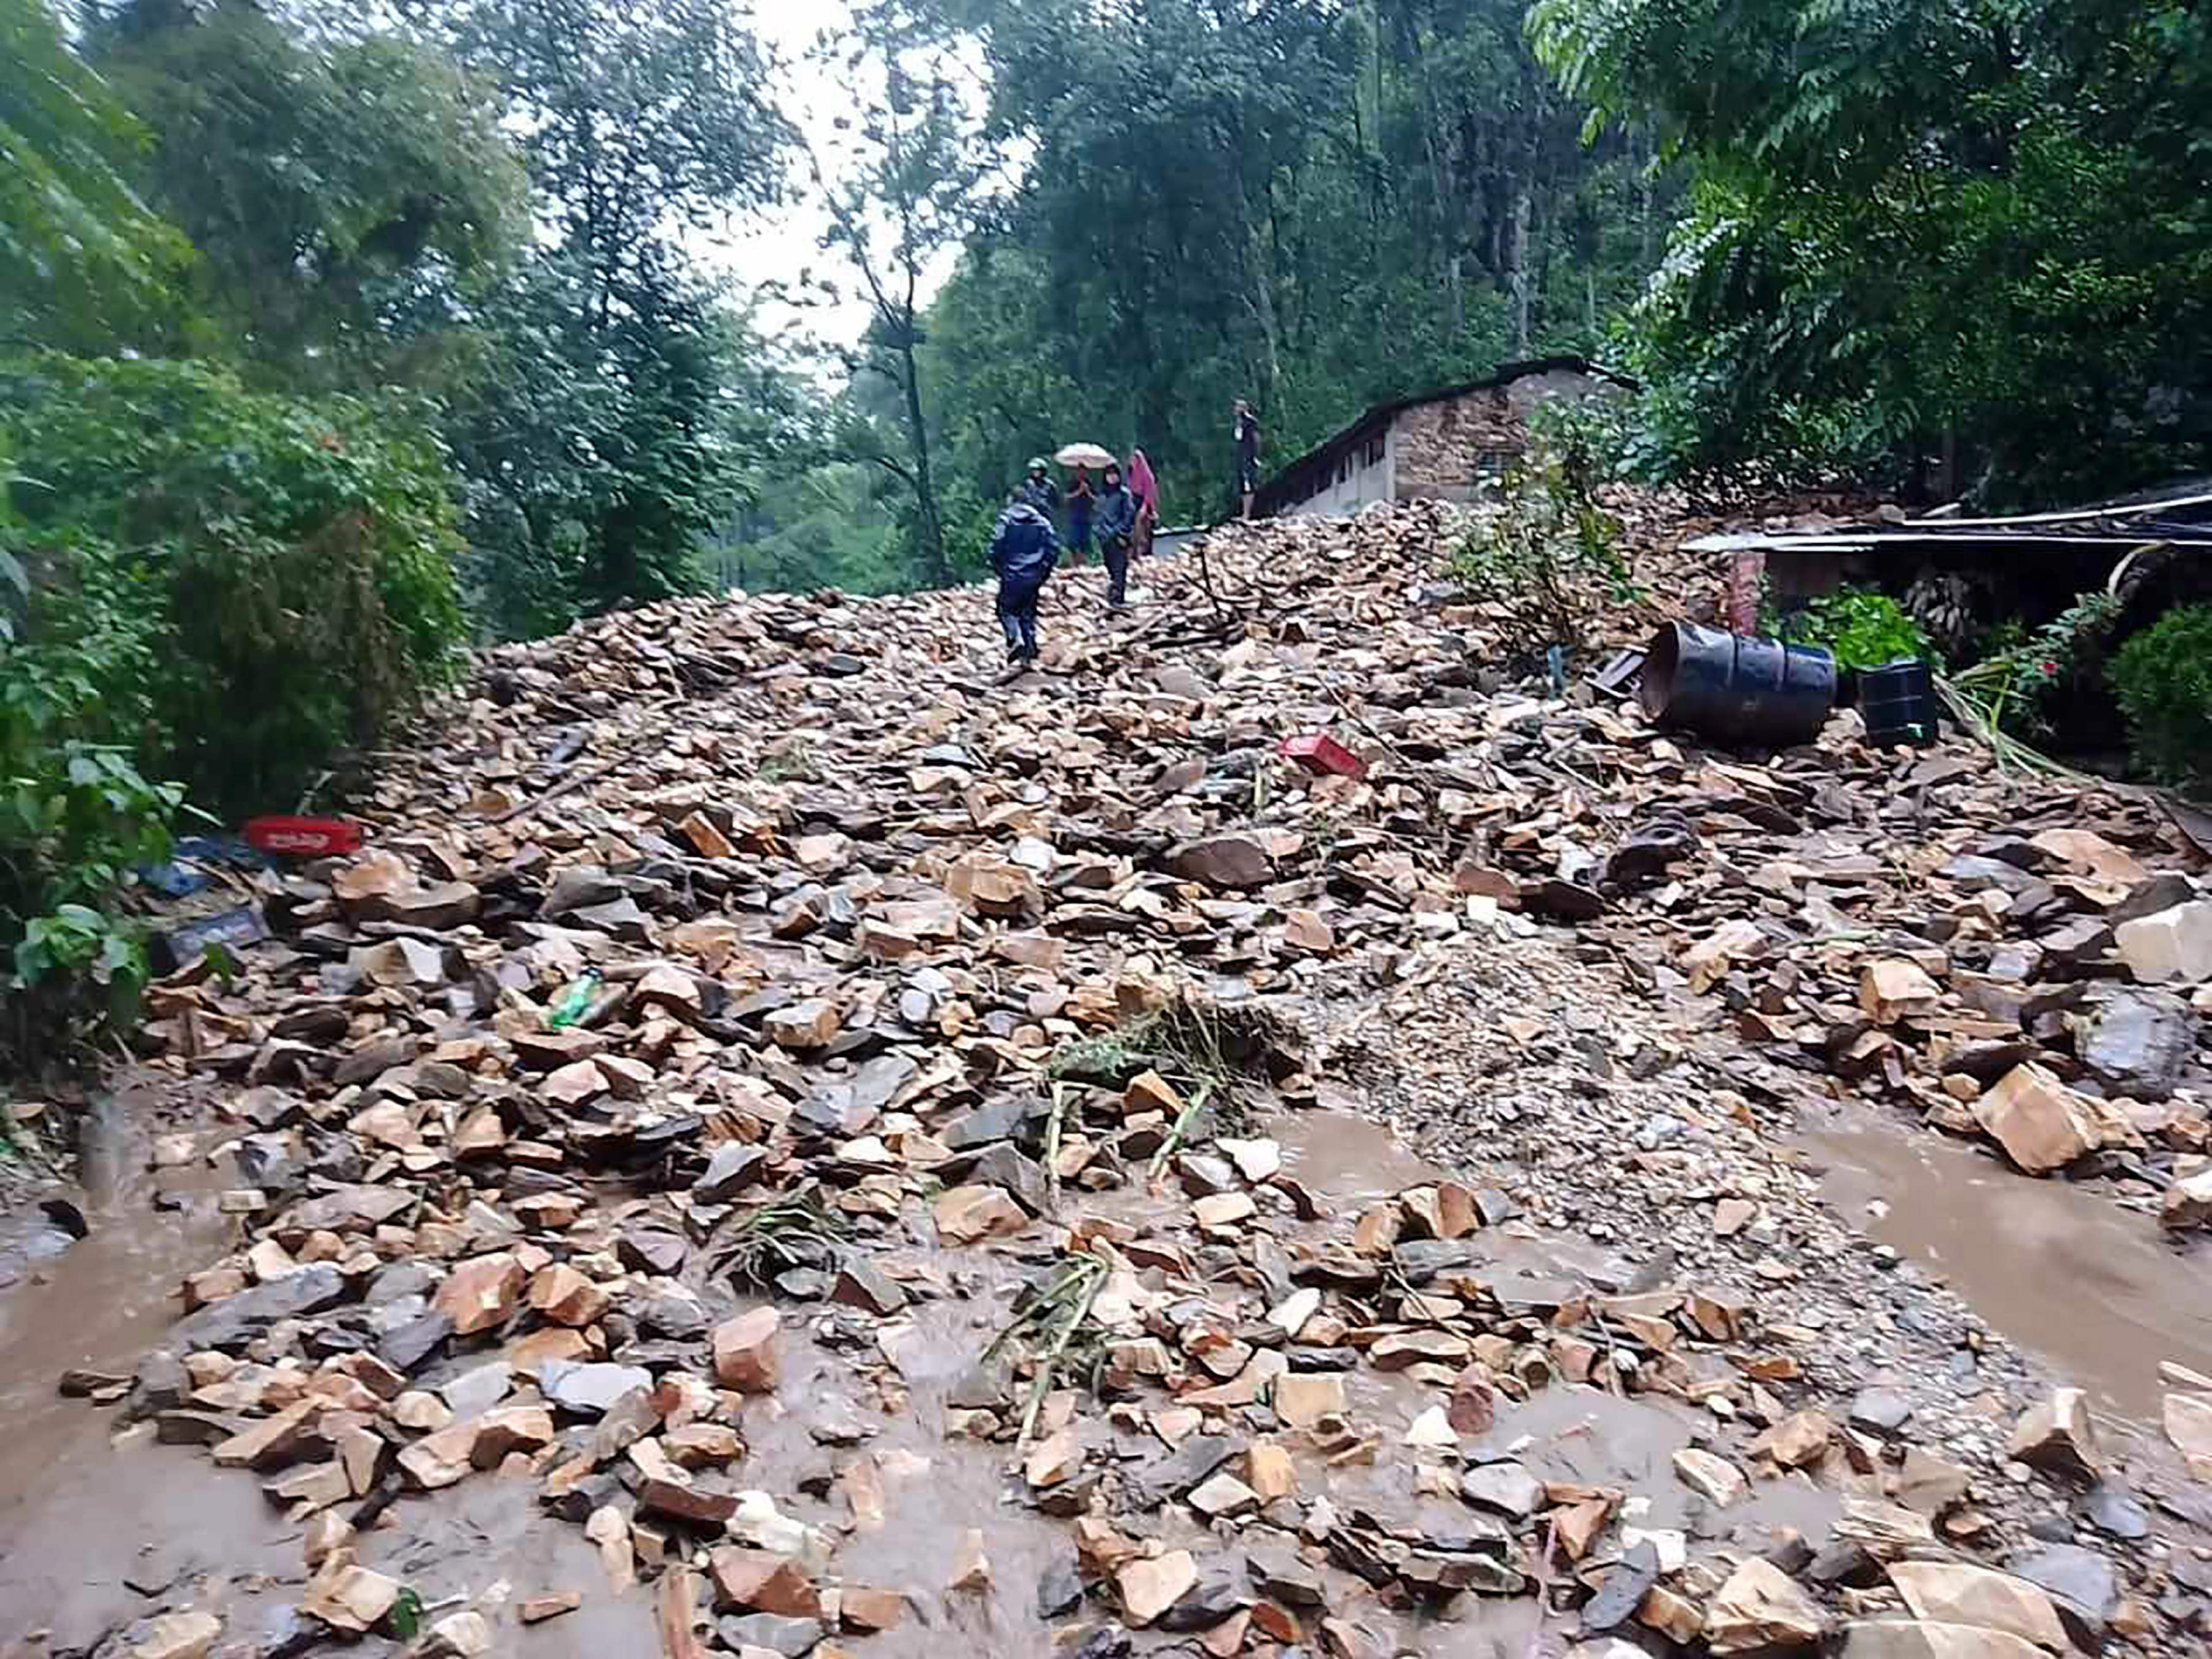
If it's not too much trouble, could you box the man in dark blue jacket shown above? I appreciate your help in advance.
[1092,461,1140,611]
[988,496,1060,664]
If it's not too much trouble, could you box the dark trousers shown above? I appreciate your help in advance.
[997,573,1043,659]
[1102,535,1129,606]
[1067,516,1092,560]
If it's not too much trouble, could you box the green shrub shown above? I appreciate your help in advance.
[1,355,467,814]
[1,539,187,1055]
[1452,435,1638,651]
[2112,604,2212,787]
[1950,589,2122,742]
[1782,587,1935,670]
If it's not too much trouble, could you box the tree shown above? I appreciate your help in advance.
[1532,0,2212,503]
[0,0,192,353]
[806,2,996,587]
[913,0,1668,528]
[433,0,786,319]
[405,0,792,629]
[85,0,527,385]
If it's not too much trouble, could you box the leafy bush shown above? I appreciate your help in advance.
[1950,589,2121,741]
[1452,436,1637,651]
[1,356,468,814]
[1781,587,1934,670]
[2112,605,2212,788]
[1,567,188,1053]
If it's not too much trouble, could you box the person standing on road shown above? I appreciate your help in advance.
[988,490,1060,666]
[1234,400,1261,520]
[1093,461,1140,611]
[1064,463,1095,566]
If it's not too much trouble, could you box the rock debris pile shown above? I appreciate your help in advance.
[33,500,2212,1659]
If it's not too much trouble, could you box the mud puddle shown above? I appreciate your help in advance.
[1802,1104,2212,1419]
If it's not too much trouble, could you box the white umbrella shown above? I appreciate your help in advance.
[1054,442,1116,469]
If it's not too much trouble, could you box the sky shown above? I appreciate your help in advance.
[702,0,968,351]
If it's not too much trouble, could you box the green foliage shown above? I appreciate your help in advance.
[1781,589,1933,672]
[412,0,790,631]
[1,0,195,354]
[912,0,1673,535]
[2112,606,2212,788]
[1450,436,1634,650]
[439,259,769,635]
[0,567,187,1048]
[1,356,467,814]
[1532,0,2212,504]
[1950,589,2122,741]
[805,1,996,587]
[88,0,528,388]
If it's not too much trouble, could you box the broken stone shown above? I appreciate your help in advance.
[1861,958,1942,1025]
[1459,1460,1544,1519]
[764,998,841,1049]
[2115,900,2212,983]
[1274,1371,1346,1429]
[129,1611,222,1659]
[711,1549,822,1618]
[1673,1446,1748,1506]
[519,1592,582,1625]
[2009,1387,2100,1478]
[933,1183,1027,1244]
[712,1307,780,1393]
[434,1253,525,1336]
[1704,1558,1827,1653]
[1169,835,1270,890]
[1886,1561,2068,1652]
[1972,1064,2109,1174]
[301,1559,403,1634]
[1118,1550,1198,1626]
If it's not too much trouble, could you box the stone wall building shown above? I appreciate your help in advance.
[1252,356,1636,520]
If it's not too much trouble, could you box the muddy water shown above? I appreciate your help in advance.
[0,1096,269,1653]
[1276,1089,1451,1201]
[1803,1105,2212,1419]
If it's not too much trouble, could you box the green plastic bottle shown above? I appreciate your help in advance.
[545,972,599,1029]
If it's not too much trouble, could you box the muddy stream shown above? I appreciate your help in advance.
[1801,1103,2212,1422]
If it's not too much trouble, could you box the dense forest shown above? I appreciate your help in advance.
[2,0,2208,1035]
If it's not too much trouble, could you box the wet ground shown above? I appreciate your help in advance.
[8,1061,2212,1654]
[1802,1103,2212,1422]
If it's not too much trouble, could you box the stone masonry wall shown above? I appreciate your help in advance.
[1390,368,1624,503]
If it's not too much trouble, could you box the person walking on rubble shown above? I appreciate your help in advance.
[1092,460,1140,612]
[989,487,1061,667]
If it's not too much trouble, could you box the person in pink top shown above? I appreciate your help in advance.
[1128,448,1159,562]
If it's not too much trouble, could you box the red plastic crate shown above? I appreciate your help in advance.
[1278,732,1367,780]
[244,815,364,858]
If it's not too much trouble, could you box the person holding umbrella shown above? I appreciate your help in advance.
[1054,441,1115,567]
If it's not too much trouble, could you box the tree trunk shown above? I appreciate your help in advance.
[1228,154,1282,401]
[1507,181,1532,355]
[1399,4,1464,343]
[1638,129,1657,270]
[895,326,948,586]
